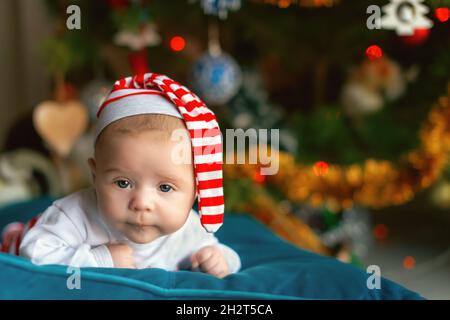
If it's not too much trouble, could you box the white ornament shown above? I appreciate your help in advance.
[113,23,161,51]
[341,83,383,116]
[381,0,433,36]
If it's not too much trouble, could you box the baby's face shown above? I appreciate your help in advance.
[89,130,196,244]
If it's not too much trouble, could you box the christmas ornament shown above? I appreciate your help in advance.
[33,71,86,159]
[33,100,89,158]
[320,206,373,259]
[191,54,242,105]
[113,22,161,51]
[430,179,450,208]
[110,4,160,73]
[341,57,407,116]
[128,49,150,74]
[193,0,241,19]
[190,23,242,105]
[381,0,433,36]
[400,28,430,46]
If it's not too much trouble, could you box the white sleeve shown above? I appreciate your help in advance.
[177,212,241,274]
[19,204,114,268]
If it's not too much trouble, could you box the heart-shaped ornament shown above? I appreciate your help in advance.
[33,100,89,157]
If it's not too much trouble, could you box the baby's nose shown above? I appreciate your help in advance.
[129,189,155,212]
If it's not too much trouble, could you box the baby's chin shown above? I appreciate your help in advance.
[121,224,163,244]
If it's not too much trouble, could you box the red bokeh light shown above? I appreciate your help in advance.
[403,256,416,270]
[435,8,450,22]
[365,45,383,60]
[373,224,389,241]
[170,36,186,52]
[253,171,266,185]
[313,161,329,177]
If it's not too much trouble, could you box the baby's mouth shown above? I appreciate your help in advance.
[126,222,151,231]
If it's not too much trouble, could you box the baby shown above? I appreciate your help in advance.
[17,73,240,278]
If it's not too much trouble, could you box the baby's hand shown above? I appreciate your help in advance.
[190,245,230,278]
[107,244,135,268]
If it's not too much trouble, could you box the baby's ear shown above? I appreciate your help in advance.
[87,158,96,182]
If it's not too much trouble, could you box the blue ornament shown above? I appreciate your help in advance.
[198,0,241,19]
[190,52,242,105]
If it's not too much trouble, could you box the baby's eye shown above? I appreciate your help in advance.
[159,184,173,193]
[114,180,131,189]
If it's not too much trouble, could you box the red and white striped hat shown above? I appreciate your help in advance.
[95,73,224,233]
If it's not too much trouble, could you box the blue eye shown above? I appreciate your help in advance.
[115,180,131,189]
[159,184,173,192]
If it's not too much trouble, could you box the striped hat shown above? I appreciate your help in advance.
[95,73,224,233]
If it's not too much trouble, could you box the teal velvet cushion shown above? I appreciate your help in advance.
[0,197,423,299]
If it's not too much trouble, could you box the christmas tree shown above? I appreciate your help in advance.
[35,0,450,262]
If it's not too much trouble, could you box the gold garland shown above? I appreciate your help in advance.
[251,0,339,8]
[229,187,331,255]
[225,84,450,212]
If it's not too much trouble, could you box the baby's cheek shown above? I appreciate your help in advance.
[165,217,186,233]
[162,209,190,233]
[98,187,126,220]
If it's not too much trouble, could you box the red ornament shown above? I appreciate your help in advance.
[128,49,150,74]
[55,82,78,102]
[170,36,186,52]
[365,45,383,60]
[435,7,450,22]
[401,28,430,46]
[313,161,329,177]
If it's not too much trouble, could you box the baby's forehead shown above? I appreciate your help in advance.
[96,129,193,165]
[96,125,190,149]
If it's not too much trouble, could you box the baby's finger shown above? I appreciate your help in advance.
[200,257,221,273]
[209,261,229,277]
[196,248,215,265]
[190,254,200,270]
[191,247,214,267]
